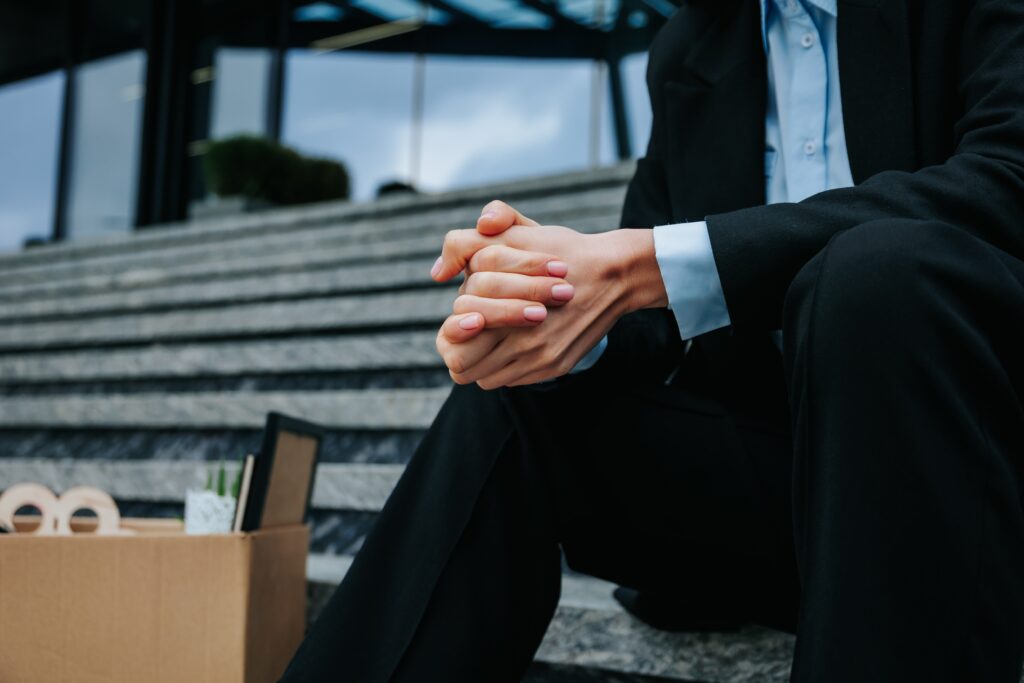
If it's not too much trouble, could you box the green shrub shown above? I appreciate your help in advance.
[204,135,350,206]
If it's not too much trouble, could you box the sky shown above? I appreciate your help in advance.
[0,46,651,253]
[0,71,64,251]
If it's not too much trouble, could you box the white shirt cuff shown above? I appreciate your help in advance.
[652,221,732,340]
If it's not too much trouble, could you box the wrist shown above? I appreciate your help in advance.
[597,229,669,315]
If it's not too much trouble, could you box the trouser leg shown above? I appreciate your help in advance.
[505,372,798,633]
[278,383,556,683]
[281,346,797,682]
[784,220,1024,682]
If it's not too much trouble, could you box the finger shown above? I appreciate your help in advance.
[433,229,489,282]
[451,337,520,385]
[477,200,540,236]
[464,271,575,307]
[437,328,508,378]
[476,357,540,390]
[453,294,548,328]
[475,359,522,391]
[469,245,569,278]
[440,312,485,343]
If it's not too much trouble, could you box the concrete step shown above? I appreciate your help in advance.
[0,289,455,351]
[0,163,633,271]
[0,257,440,322]
[0,387,449,429]
[0,198,620,302]
[0,428,425,465]
[0,331,441,384]
[0,233,442,302]
[522,663,696,682]
[0,458,401,511]
[0,184,624,289]
[305,553,794,683]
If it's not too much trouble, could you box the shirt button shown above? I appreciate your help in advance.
[800,32,816,48]
[804,140,817,155]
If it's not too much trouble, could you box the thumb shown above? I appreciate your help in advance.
[476,200,539,236]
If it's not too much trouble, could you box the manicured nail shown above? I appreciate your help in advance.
[458,313,482,330]
[546,261,568,277]
[523,306,547,322]
[551,284,574,301]
[430,256,443,278]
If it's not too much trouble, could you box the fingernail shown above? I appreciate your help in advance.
[551,284,574,301]
[458,313,482,330]
[430,256,443,278]
[479,210,497,220]
[523,306,547,322]
[547,261,568,277]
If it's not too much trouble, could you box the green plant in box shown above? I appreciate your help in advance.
[204,457,243,498]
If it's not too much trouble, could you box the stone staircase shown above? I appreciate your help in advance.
[0,162,794,683]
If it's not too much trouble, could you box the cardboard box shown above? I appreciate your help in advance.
[0,519,309,683]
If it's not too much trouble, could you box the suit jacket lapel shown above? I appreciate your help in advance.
[660,0,914,218]
[837,0,916,181]
[663,0,766,221]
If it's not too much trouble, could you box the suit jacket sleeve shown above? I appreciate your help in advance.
[705,0,1024,330]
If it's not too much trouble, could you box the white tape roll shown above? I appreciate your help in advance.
[55,486,124,535]
[0,483,61,534]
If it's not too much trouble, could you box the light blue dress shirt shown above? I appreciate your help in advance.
[574,0,854,372]
[652,0,854,341]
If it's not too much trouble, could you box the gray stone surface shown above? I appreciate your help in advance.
[0,458,403,510]
[2,368,450,397]
[307,552,620,610]
[305,555,794,683]
[0,234,442,302]
[0,428,425,464]
[0,186,624,288]
[0,387,449,429]
[0,332,441,383]
[538,607,792,683]
[0,258,441,321]
[523,663,688,683]
[0,163,633,270]
[306,509,379,554]
[0,289,453,350]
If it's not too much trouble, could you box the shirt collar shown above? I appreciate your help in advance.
[760,0,839,51]
[807,0,838,16]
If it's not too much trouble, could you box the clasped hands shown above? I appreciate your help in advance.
[432,200,668,389]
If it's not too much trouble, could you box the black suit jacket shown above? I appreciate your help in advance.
[612,0,1024,412]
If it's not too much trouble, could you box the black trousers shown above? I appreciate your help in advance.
[281,220,1024,682]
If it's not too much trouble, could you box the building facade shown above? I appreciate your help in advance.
[0,0,676,252]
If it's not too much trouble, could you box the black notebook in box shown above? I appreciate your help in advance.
[240,412,324,532]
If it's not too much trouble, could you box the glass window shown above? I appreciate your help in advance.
[282,50,623,200]
[419,56,610,192]
[348,0,449,23]
[621,51,652,157]
[283,50,415,201]
[209,48,272,139]
[0,71,65,252]
[64,50,147,239]
[556,0,623,29]
[442,0,552,28]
